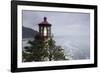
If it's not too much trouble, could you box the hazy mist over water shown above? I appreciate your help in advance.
[54,36,90,59]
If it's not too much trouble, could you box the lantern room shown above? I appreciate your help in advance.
[38,17,52,38]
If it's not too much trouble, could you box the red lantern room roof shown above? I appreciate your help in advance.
[38,17,51,26]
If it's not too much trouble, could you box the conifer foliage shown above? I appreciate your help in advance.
[22,34,67,62]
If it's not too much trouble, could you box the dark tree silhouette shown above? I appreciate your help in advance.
[22,34,67,62]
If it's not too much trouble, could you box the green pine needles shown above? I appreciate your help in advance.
[22,34,68,62]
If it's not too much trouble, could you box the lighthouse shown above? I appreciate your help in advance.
[38,17,52,39]
[38,17,52,61]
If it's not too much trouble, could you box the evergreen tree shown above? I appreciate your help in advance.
[22,34,67,62]
[48,38,66,61]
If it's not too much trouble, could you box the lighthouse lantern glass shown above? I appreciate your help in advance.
[43,27,47,36]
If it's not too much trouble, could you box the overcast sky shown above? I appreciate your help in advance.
[22,10,90,37]
[22,10,90,59]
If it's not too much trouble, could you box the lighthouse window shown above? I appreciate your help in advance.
[41,27,43,34]
[48,27,50,36]
[44,27,47,36]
